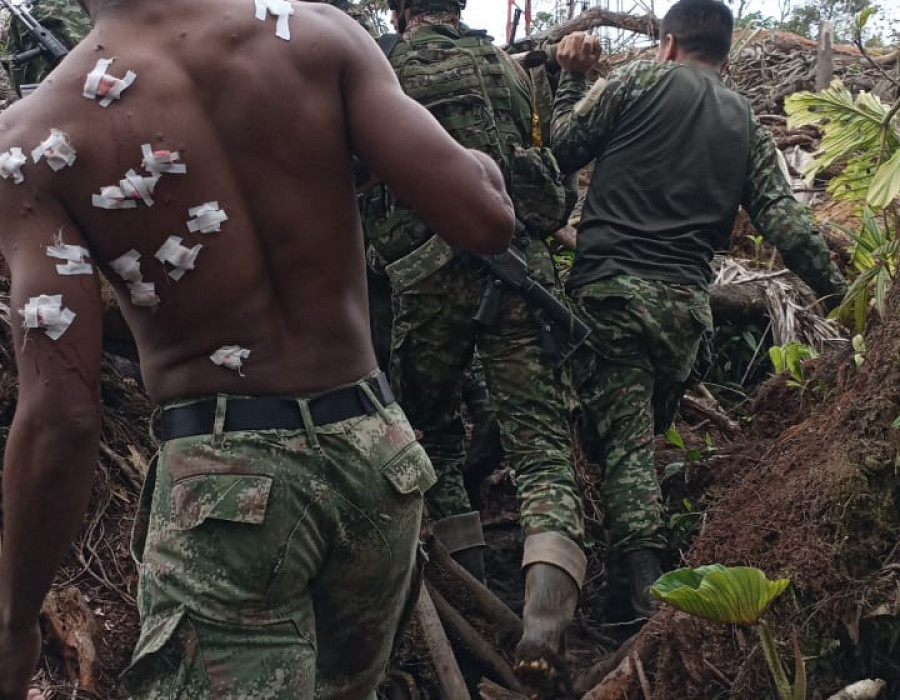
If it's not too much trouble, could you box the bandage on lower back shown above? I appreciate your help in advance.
[83,58,137,107]
[210,345,251,372]
[19,294,76,340]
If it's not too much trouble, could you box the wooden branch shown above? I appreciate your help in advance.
[428,584,525,694]
[41,587,100,693]
[507,9,658,52]
[479,678,529,700]
[581,654,638,700]
[414,586,472,700]
[425,536,523,643]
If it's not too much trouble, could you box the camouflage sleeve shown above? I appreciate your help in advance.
[550,61,667,175]
[742,113,847,308]
[550,71,609,173]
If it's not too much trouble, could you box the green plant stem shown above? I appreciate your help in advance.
[791,627,807,700]
[757,621,792,700]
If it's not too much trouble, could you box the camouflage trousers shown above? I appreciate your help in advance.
[390,238,584,547]
[123,382,435,699]
[570,275,712,554]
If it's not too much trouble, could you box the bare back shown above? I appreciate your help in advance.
[0,0,512,403]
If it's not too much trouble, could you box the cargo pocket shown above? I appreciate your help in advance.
[170,472,273,530]
[159,468,278,608]
[381,441,437,496]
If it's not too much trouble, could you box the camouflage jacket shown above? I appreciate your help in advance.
[4,0,90,91]
[551,62,846,306]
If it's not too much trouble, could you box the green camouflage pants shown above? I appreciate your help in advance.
[390,238,584,547]
[123,386,435,699]
[570,276,712,553]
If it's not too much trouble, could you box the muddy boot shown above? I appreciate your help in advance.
[514,549,583,700]
[625,549,662,619]
[433,511,487,584]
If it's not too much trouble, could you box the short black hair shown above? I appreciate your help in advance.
[660,0,734,65]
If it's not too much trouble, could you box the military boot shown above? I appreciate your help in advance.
[514,563,580,698]
[433,511,487,584]
[625,549,662,619]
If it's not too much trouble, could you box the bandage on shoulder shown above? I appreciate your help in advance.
[31,129,77,172]
[19,294,76,340]
[141,143,187,176]
[83,58,137,107]
[47,232,93,276]
[0,147,27,184]
[254,0,294,40]
[210,345,251,373]
[155,235,203,281]
[186,201,228,234]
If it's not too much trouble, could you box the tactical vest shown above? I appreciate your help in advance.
[365,23,533,265]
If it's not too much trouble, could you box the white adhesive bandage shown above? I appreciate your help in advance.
[254,0,293,40]
[31,129,77,172]
[155,235,202,281]
[83,58,137,107]
[47,233,93,276]
[141,144,187,176]
[186,201,228,234]
[19,294,76,340]
[109,249,159,308]
[128,280,160,308]
[109,249,143,282]
[0,147,27,184]
[92,170,159,209]
[210,345,251,373]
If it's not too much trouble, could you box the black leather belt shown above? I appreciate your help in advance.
[161,373,394,441]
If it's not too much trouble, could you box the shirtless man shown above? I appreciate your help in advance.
[0,0,514,697]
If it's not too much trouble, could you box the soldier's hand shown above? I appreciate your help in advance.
[556,32,603,76]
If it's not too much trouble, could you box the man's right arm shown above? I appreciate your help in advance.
[742,113,846,310]
[337,13,513,255]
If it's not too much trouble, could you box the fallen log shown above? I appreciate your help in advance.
[507,8,658,52]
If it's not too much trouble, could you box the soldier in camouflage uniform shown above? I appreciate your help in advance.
[551,0,846,618]
[3,0,90,93]
[368,0,587,692]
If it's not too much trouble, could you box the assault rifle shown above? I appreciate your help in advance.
[473,222,591,364]
[1,0,69,96]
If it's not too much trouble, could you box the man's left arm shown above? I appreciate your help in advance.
[742,113,846,310]
[0,169,103,700]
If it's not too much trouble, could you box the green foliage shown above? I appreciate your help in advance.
[768,342,818,386]
[784,80,900,209]
[832,208,898,330]
[782,0,876,41]
[652,565,802,699]
[651,565,790,625]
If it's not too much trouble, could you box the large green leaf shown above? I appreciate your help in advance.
[868,148,900,209]
[650,565,790,625]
